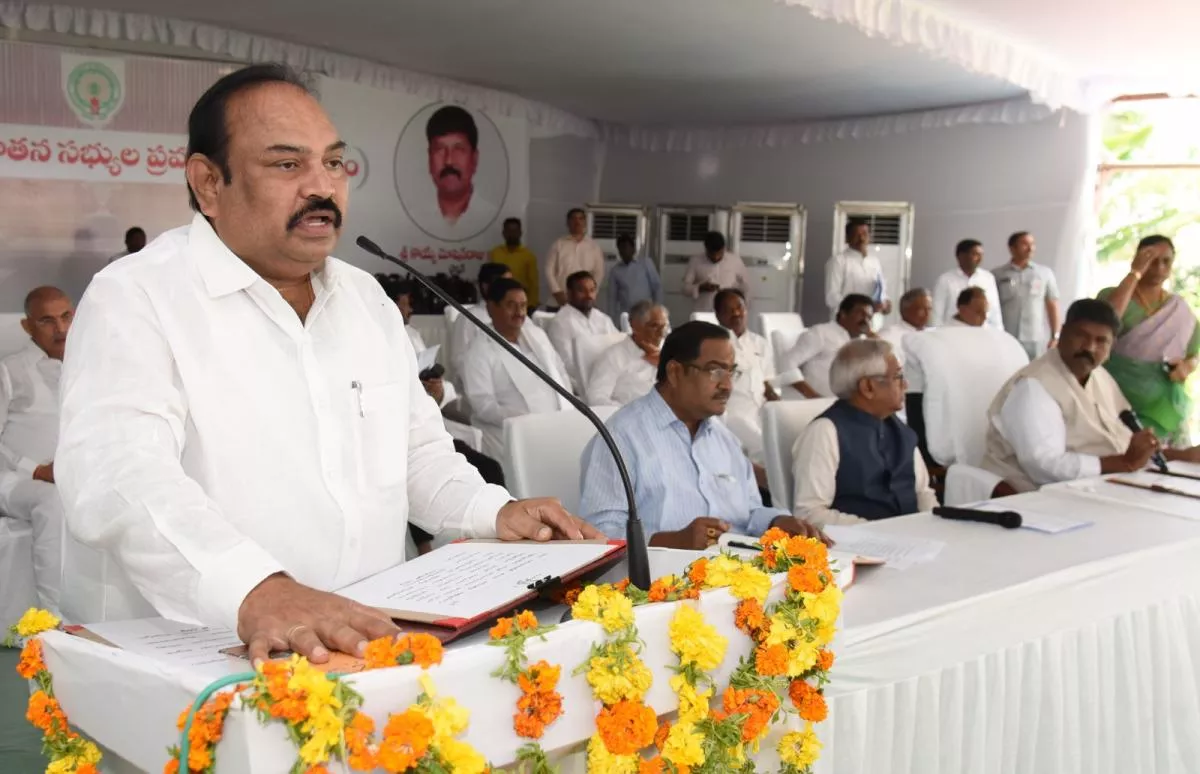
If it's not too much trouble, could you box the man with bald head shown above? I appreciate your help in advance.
[56,64,599,661]
[0,286,74,612]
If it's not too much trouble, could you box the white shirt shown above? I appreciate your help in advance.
[405,189,499,243]
[931,267,1003,329]
[722,330,774,463]
[781,322,852,397]
[449,302,489,383]
[682,253,749,312]
[791,417,937,526]
[0,346,60,475]
[56,215,512,630]
[877,321,927,393]
[545,304,618,390]
[585,336,656,407]
[825,247,886,317]
[406,325,427,354]
[544,236,606,298]
[993,378,1105,486]
[461,322,572,460]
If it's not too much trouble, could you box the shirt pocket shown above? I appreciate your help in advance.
[354,380,409,489]
[997,277,1017,301]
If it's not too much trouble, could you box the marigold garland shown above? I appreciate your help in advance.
[488,610,563,772]
[363,632,445,671]
[6,608,103,774]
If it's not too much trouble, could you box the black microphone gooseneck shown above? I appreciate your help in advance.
[356,235,652,590]
[1118,409,1169,473]
[932,505,1022,529]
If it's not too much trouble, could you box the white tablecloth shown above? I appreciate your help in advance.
[34,483,1200,773]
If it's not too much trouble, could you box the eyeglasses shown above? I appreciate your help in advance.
[683,362,742,382]
[868,371,906,384]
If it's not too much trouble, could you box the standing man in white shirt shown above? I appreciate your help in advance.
[713,288,778,466]
[782,294,874,398]
[993,231,1061,360]
[0,287,74,613]
[682,231,749,313]
[55,64,599,662]
[463,278,573,461]
[931,239,1003,329]
[448,261,511,382]
[544,208,606,308]
[545,270,618,391]
[826,219,889,320]
[586,300,668,407]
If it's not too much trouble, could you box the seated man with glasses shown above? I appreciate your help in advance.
[579,321,827,549]
[791,338,937,526]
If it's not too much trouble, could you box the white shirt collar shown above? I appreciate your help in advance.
[189,213,343,299]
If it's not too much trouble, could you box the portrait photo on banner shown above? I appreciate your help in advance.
[394,102,510,244]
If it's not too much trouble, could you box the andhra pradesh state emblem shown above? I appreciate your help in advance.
[64,59,124,127]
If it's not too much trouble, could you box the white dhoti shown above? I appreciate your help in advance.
[0,477,64,614]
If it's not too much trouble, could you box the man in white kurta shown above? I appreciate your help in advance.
[981,299,1200,492]
[463,278,573,460]
[545,270,618,391]
[825,220,889,319]
[448,262,511,383]
[782,294,874,398]
[682,231,749,313]
[586,301,668,407]
[0,287,74,613]
[931,239,1003,329]
[714,288,777,464]
[877,287,931,368]
[544,208,606,308]
[55,65,598,662]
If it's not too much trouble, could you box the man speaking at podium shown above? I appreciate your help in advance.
[55,64,600,665]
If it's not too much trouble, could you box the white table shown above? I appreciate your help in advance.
[36,482,1200,773]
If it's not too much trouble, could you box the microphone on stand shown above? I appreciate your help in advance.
[932,505,1022,529]
[356,236,652,591]
[1118,409,1169,473]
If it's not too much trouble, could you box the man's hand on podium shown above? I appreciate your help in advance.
[238,574,400,666]
[497,498,605,542]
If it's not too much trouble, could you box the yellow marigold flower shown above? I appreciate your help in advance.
[572,585,635,633]
[786,637,820,678]
[586,653,653,705]
[729,565,772,603]
[668,605,727,672]
[670,675,712,724]
[765,614,799,648]
[15,608,60,637]
[428,697,470,741]
[802,583,843,629]
[572,584,603,621]
[703,555,742,587]
[78,741,102,764]
[438,737,488,774]
[662,721,705,769]
[586,734,639,774]
[779,725,823,768]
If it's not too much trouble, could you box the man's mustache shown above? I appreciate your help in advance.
[439,166,462,180]
[287,198,343,231]
[1073,350,1096,364]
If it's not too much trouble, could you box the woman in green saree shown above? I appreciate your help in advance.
[1098,235,1200,444]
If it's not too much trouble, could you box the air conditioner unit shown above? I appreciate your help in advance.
[653,205,731,326]
[831,201,915,328]
[728,203,806,321]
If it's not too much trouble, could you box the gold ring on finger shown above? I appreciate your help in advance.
[285,624,308,641]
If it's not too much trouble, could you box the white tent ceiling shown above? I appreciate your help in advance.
[16,0,1200,126]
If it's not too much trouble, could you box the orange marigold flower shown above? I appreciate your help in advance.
[514,712,546,739]
[639,756,666,774]
[760,526,789,548]
[163,758,180,774]
[518,661,561,695]
[77,766,99,774]
[687,558,708,586]
[614,578,632,594]
[734,599,767,641]
[789,679,828,722]
[26,690,65,734]
[16,638,45,680]
[406,634,444,669]
[596,700,657,755]
[515,610,539,630]
[647,577,672,603]
[489,617,514,640]
[654,720,671,751]
[754,643,789,676]
[817,649,835,671]
[722,687,780,743]
[787,564,826,595]
[379,709,434,772]
[363,636,405,669]
[305,766,331,774]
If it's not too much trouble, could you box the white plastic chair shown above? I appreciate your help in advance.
[758,312,804,342]
[573,332,628,391]
[689,311,718,325]
[0,518,36,630]
[770,330,802,378]
[761,398,837,513]
[502,407,619,514]
[532,310,557,330]
[905,326,1029,505]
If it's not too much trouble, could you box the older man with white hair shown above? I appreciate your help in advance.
[791,338,937,526]
[586,300,669,407]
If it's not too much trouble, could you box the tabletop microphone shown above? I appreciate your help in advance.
[933,505,1022,529]
[1118,409,1169,473]
[356,236,652,590]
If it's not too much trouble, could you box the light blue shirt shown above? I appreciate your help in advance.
[579,388,785,540]
[607,257,663,315]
